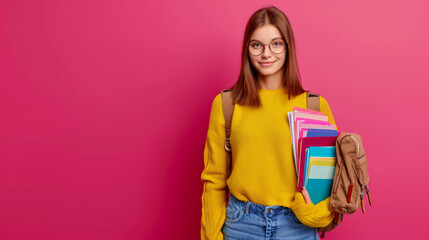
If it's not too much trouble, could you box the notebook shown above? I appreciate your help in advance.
[303,147,337,204]
[297,142,337,191]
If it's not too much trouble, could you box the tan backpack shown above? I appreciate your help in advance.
[317,132,374,237]
[220,89,372,238]
[331,132,373,214]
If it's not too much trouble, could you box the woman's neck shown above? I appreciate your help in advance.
[257,70,284,89]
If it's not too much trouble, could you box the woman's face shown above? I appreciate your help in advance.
[248,25,286,78]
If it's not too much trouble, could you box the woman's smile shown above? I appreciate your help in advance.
[259,61,276,67]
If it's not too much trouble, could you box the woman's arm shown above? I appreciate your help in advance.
[290,95,338,227]
[200,93,228,240]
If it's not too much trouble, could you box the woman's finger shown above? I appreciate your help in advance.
[301,187,312,204]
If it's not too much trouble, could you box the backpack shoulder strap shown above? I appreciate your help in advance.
[221,89,234,144]
[220,89,235,202]
[307,91,320,112]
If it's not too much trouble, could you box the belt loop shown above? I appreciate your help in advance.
[245,201,251,215]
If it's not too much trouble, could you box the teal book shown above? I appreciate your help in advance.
[304,147,337,204]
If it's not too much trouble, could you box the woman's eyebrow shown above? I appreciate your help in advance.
[250,37,283,42]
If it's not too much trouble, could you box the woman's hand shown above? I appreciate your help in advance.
[301,187,312,204]
[291,189,334,227]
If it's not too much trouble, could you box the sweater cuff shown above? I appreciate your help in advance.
[290,192,335,228]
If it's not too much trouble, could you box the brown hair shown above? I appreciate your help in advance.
[229,6,308,106]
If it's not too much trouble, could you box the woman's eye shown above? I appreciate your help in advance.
[253,43,260,48]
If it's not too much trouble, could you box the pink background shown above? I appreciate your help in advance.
[1,0,428,239]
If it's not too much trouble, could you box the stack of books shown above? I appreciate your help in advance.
[287,107,339,204]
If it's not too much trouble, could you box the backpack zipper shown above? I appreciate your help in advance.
[360,185,366,214]
[365,185,373,206]
[360,185,374,213]
[349,135,367,213]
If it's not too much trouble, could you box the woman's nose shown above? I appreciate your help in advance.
[262,45,272,58]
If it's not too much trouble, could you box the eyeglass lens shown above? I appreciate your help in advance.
[248,39,286,55]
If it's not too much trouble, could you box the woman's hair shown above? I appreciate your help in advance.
[230,5,308,106]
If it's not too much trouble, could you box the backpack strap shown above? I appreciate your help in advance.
[220,89,234,202]
[221,89,234,152]
[307,91,320,112]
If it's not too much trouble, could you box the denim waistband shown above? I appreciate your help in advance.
[228,193,291,216]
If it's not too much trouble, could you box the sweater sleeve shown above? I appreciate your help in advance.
[200,93,228,240]
[289,95,338,228]
[290,192,335,227]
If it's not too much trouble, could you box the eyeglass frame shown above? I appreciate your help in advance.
[247,37,288,56]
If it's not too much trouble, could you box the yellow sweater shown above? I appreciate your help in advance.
[200,87,338,240]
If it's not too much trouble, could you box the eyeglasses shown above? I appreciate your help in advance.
[248,38,287,56]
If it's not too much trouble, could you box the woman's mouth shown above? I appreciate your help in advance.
[259,61,275,67]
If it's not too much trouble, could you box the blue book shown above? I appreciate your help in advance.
[306,129,338,137]
[304,147,336,184]
[305,165,336,204]
[306,178,334,204]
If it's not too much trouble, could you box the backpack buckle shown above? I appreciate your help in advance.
[225,138,231,152]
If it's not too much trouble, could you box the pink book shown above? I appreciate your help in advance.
[293,113,328,124]
[295,120,334,152]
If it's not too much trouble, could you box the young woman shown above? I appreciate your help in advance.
[201,6,338,240]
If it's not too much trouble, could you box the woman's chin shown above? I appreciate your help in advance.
[258,68,280,76]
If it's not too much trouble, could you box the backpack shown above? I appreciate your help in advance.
[220,89,373,238]
[331,132,373,214]
[320,132,373,237]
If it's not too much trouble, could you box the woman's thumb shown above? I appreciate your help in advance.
[302,187,312,204]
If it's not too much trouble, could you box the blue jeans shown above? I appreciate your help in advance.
[222,193,320,240]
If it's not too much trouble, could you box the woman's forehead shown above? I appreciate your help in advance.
[250,25,283,42]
